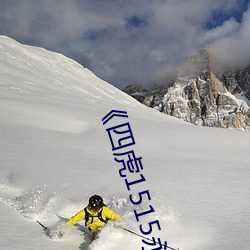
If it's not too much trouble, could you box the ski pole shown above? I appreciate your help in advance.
[122,227,180,250]
[37,220,49,231]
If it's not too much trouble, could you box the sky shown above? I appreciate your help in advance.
[0,0,249,89]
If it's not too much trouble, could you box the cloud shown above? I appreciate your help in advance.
[0,0,249,88]
[200,18,240,45]
[209,4,250,69]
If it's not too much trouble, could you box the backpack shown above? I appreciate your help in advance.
[84,206,109,226]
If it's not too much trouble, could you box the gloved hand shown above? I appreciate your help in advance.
[57,223,72,238]
[49,222,71,239]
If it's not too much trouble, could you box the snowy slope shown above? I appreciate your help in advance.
[0,36,250,250]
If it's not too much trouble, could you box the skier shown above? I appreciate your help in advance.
[66,194,121,239]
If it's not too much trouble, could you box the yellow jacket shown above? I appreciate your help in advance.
[67,206,121,233]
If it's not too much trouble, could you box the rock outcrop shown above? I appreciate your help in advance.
[123,49,250,130]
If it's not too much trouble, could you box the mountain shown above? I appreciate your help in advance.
[0,36,250,250]
[217,66,250,99]
[123,49,250,130]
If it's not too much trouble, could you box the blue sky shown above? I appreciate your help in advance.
[205,0,249,28]
[0,0,249,89]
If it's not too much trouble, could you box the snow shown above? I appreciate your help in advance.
[234,93,250,107]
[0,35,250,250]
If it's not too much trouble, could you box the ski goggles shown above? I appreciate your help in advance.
[89,205,101,212]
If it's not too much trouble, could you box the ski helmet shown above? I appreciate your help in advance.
[89,195,104,211]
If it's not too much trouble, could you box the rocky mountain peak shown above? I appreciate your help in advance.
[123,49,250,130]
[177,48,210,78]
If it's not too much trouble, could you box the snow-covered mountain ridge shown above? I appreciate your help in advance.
[0,36,250,250]
[124,49,250,130]
[0,35,143,108]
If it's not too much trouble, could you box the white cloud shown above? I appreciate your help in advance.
[209,5,250,68]
[198,17,240,48]
[0,0,249,88]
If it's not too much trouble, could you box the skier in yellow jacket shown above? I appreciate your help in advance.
[67,195,121,238]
